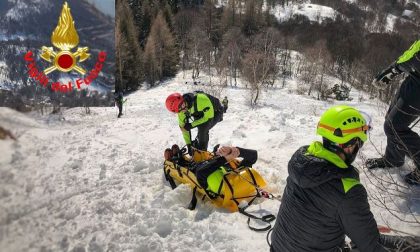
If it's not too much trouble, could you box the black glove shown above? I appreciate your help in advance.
[183,123,192,131]
[397,61,420,84]
[187,144,193,156]
[191,111,204,119]
[373,64,402,89]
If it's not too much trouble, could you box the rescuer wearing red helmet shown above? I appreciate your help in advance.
[165,91,225,154]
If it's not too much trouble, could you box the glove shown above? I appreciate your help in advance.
[191,111,204,119]
[372,64,402,89]
[183,123,192,131]
[187,144,193,156]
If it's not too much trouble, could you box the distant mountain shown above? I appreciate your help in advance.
[86,0,115,17]
[0,0,115,93]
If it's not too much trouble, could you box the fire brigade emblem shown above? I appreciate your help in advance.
[41,2,90,75]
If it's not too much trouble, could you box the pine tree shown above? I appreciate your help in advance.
[174,9,195,72]
[221,0,240,31]
[144,12,178,86]
[242,0,264,36]
[116,0,143,91]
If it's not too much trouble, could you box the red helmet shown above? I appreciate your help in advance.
[165,93,184,113]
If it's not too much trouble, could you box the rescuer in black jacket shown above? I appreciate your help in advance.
[271,105,420,251]
[271,105,388,252]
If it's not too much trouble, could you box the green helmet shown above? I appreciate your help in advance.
[317,105,369,144]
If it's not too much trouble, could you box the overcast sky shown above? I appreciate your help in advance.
[87,0,114,17]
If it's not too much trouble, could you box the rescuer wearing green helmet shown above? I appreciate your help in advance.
[270,105,417,252]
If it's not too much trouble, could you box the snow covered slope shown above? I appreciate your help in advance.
[0,72,419,251]
[271,3,338,23]
[4,0,50,21]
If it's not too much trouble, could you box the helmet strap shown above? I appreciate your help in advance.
[323,138,361,166]
[345,143,360,165]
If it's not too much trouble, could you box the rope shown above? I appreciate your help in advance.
[266,228,273,247]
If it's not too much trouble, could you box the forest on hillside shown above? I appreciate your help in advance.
[115,0,420,104]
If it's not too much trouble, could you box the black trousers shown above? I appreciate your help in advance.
[117,102,123,117]
[195,157,225,192]
[195,112,223,151]
[384,76,420,169]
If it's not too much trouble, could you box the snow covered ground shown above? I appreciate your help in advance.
[270,3,337,23]
[214,1,338,23]
[1,71,420,251]
[386,14,398,32]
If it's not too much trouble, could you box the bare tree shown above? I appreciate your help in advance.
[241,28,279,106]
[220,27,244,86]
[301,40,332,100]
[279,37,293,88]
[187,25,212,80]
[199,73,227,101]
[174,10,196,75]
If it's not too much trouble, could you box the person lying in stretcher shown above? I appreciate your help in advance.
[194,146,257,198]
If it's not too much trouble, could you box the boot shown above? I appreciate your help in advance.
[171,144,180,157]
[365,157,394,169]
[404,170,420,186]
[164,148,173,161]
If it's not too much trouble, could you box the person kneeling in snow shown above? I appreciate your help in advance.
[195,146,257,198]
[270,105,418,252]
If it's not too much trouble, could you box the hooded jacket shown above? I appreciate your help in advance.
[271,142,386,252]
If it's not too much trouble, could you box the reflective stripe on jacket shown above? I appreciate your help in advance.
[178,93,216,145]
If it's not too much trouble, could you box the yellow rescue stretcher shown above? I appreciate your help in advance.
[163,147,267,212]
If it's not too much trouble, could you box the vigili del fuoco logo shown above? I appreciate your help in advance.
[24,2,107,93]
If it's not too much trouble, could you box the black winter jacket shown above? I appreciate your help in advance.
[271,143,386,252]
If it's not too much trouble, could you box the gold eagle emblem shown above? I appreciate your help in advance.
[41,2,90,75]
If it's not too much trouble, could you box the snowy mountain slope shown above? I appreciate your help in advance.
[5,0,50,21]
[86,0,115,17]
[1,72,419,251]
